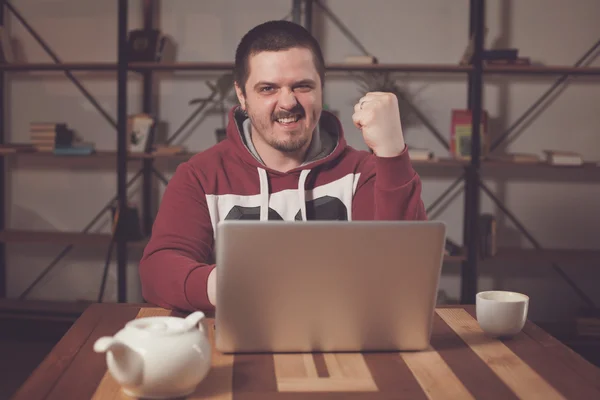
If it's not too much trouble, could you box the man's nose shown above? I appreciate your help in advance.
[278,88,298,110]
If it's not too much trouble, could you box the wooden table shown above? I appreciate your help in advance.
[12,303,600,399]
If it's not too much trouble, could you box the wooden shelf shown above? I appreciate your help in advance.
[484,247,600,265]
[481,160,600,170]
[484,65,600,76]
[0,62,120,72]
[0,230,148,247]
[0,149,196,166]
[1,62,471,74]
[3,150,599,177]
[444,252,466,263]
[3,62,600,77]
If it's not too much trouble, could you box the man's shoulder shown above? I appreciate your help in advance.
[185,139,233,166]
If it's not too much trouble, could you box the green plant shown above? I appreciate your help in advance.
[353,71,421,131]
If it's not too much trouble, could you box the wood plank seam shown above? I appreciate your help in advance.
[437,308,567,400]
[400,347,476,400]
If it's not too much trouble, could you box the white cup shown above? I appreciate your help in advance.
[476,290,529,337]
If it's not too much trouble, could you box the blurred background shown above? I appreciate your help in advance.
[0,1,599,397]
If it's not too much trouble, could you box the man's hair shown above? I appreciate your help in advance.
[234,20,325,95]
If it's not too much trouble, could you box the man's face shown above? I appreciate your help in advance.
[235,47,322,153]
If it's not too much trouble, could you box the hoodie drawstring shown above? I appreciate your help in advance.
[258,168,270,221]
[298,169,310,221]
[257,168,311,221]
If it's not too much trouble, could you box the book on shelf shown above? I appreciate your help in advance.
[450,109,490,159]
[444,238,463,257]
[407,147,435,161]
[543,150,583,166]
[29,122,75,151]
[0,143,37,154]
[152,144,186,155]
[485,57,531,66]
[486,152,541,163]
[53,142,95,156]
[343,55,378,64]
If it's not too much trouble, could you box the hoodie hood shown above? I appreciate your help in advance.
[224,106,348,221]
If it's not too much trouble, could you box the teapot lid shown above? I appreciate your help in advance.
[125,316,195,337]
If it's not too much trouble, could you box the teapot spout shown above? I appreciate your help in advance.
[94,336,143,387]
[184,311,206,329]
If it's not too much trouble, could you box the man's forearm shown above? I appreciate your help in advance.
[139,249,216,312]
[353,148,427,221]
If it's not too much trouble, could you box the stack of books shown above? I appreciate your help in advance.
[29,122,74,151]
[29,122,95,155]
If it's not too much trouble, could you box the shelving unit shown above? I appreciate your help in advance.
[0,0,598,314]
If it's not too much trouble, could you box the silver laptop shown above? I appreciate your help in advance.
[214,220,446,353]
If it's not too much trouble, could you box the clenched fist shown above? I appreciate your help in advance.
[352,92,406,158]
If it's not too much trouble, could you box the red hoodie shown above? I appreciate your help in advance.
[139,107,427,312]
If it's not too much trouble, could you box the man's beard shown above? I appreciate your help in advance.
[246,103,311,153]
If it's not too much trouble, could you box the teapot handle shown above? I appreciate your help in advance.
[184,311,206,329]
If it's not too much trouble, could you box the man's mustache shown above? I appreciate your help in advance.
[272,105,305,120]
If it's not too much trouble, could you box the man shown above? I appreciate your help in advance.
[139,20,427,312]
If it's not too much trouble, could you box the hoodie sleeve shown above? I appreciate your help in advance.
[352,146,427,221]
[139,162,216,312]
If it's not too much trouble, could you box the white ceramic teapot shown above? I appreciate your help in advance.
[94,311,212,399]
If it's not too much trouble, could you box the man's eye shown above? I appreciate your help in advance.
[260,86,273,92]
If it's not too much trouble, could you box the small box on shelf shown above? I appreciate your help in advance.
[450,109,490,160]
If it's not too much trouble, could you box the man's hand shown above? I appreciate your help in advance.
[352,92,406,157]
[207,268,217,306]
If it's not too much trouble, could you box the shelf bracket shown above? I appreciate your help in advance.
[490,38,600,152]
[3,1,117,129]
[17,169,144,300]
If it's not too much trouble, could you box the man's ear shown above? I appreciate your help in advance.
[234,82,246,110]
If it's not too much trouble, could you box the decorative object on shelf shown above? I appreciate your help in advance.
[479,213,497,259]
[110,203,144,241]
[127,29,160,62]
[444,238,463,258]
[543,150,583,166]
[127,29,176,63]
[450,109,490,159]
[188,73,238,142]
[127,113,156,153]
[156,34,176,63]
[353,70,422,133]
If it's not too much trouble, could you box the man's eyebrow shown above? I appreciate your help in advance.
[294,79,317,86]
[253,79,317,90]
[254,81,278,90]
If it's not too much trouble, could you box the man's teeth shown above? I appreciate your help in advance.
[277,116,299,123]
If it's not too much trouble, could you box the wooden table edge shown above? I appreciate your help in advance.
[11,303,600,399]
